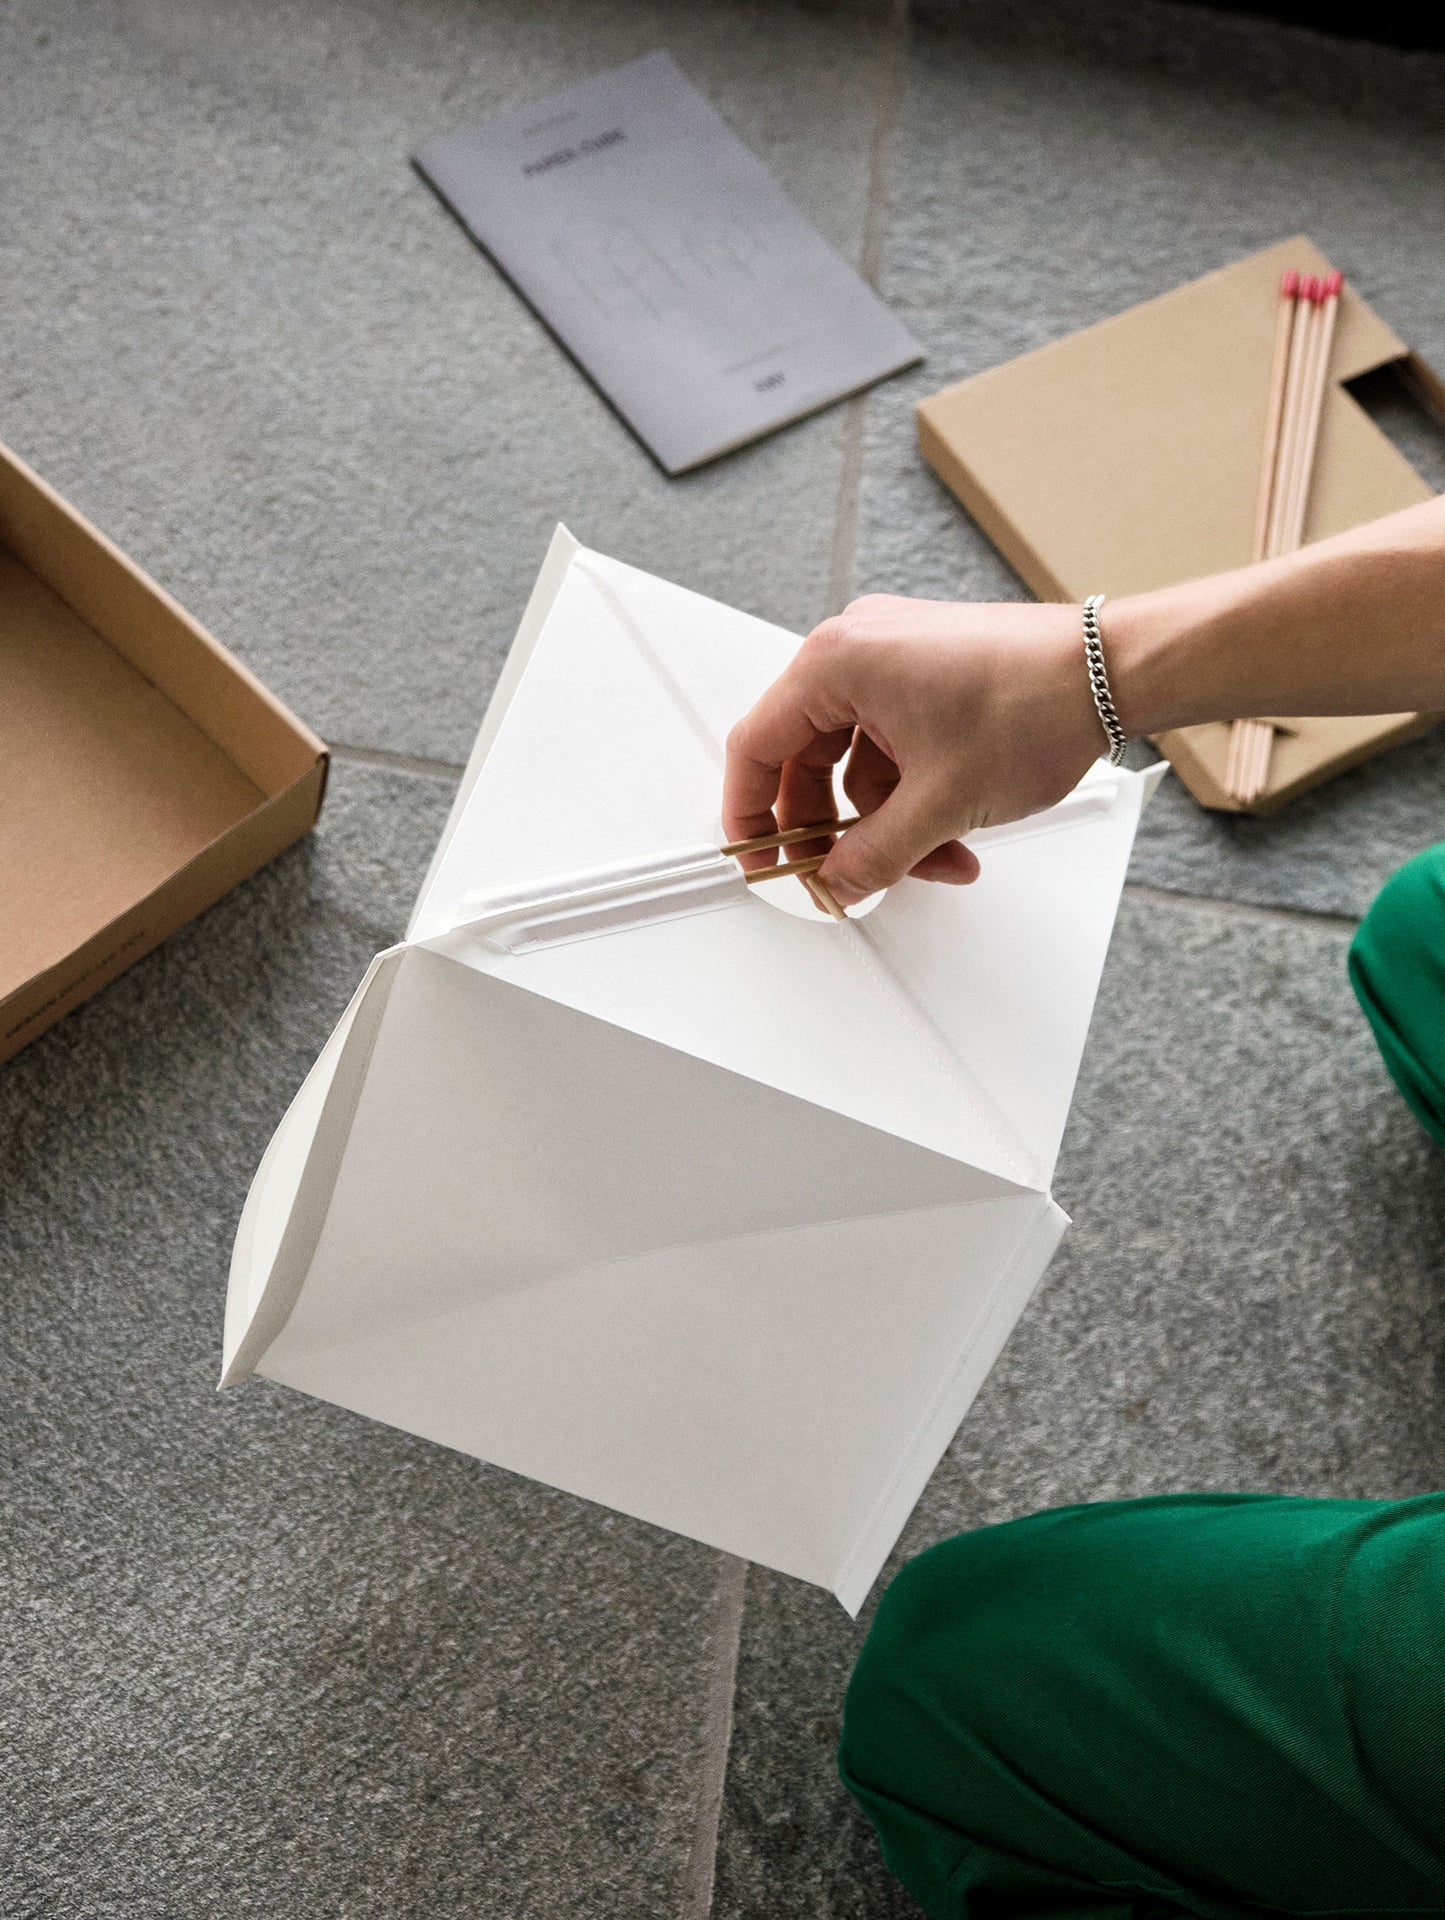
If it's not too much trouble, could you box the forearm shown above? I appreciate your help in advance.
[1107,495,1445,735]
[726,495,1445,905]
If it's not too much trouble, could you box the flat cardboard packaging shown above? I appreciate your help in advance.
[223,529,1161,1612]
[0,441,327,1063]
[917,238,1445,812]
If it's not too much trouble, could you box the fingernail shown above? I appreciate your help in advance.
[822,874,866,908]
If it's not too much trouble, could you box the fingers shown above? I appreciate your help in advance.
[820,778,958,908]
[723,643,855,870]
[841,729,898,819]
[725,617,980,909]
[841,731,978,891]
[908,841,980,885]
[778,727,853,872]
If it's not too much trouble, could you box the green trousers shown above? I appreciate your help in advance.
[840,844,1445,1917]
[1350,842,1445,1149]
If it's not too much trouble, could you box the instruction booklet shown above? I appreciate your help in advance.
[415,50,922,472]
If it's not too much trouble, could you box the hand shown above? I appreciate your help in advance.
[723,594,1107,908]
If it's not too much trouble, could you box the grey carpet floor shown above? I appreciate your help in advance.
[3,1,1445,1916]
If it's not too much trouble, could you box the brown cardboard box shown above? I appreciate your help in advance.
[1,440,327,1064]
[917,238,1444,812]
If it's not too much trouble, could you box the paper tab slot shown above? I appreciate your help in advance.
[455,843,750,954]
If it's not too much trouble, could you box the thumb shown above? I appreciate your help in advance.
[820,780,953,907]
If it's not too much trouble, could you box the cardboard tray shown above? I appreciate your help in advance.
[1,441,327,1063]
[916,238,1444,813]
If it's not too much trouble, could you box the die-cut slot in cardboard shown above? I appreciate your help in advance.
[916,237,1443,814]
[0,440,327,1062]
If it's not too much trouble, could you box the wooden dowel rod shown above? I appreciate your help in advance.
[1266,280,1317,560]
[1284,271,1341,552]
[1224,719,1244,797]
[1249,720,1268,802]
[803,873,849,921]
[1227,269,1321,804]
[743,854,829,885]
[1252,269,1299,564]
[1239,724,1258,804]
[721,816,860,858]
[1278,284,1324,555]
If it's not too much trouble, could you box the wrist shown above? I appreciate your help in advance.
[1095,576,1242,739]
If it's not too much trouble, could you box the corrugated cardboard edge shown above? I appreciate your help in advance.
[0,761,327,1066]
[1153,713,1438,816]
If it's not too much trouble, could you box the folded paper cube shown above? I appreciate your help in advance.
[223,531,1160,1611]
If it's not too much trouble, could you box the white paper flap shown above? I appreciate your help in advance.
[252,944,1057,1606]
[451,842,747,954]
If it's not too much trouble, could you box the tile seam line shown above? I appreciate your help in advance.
[677,1555,748,1920]
[1124,879,1362,934]
[824,0,910,618]
[679,16,909,1916]
[326,741,466,781]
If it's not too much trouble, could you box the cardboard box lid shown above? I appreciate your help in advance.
[917,236,1431,601]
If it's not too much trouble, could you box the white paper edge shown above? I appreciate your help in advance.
[220,947,407,1387]
[226,527,586,1387]
[830,1192,1069,1615]
[407,525,581,942]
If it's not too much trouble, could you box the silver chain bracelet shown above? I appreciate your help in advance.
[1082,594,1128,767]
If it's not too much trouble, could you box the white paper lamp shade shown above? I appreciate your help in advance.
[223,530,1161,1610]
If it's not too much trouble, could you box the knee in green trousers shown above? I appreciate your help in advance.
[1350,840,1445,1148]
[841,1494,1445,1917]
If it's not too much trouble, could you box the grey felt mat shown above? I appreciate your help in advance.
[712,884,1445,1919]
[0,0,889,765]
[850,0,1445,919]
[0,763,728,1919]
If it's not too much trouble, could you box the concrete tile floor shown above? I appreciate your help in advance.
[3,2,1444,1916]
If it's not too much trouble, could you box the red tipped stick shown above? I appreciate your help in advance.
[1229,267,1344,806]
[1251,268,1300,563]
[1282,269,1342,551]
[1277,274,1325,553]
[1266,274,1320,560]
